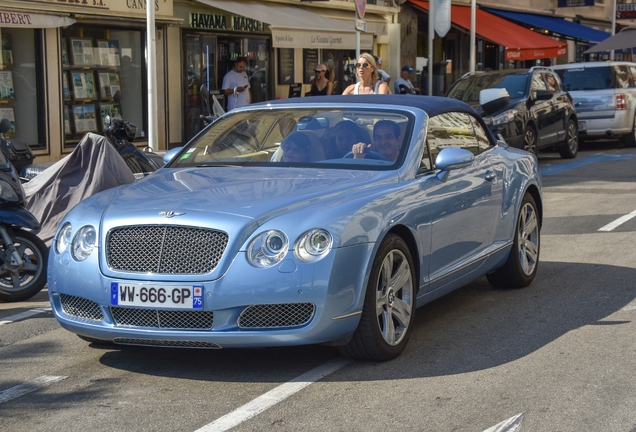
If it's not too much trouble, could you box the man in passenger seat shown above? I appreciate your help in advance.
[351,120,402,162]
[280,132,312,163]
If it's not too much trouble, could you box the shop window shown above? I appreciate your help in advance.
[0,28,44,148]
[61,26,146,148]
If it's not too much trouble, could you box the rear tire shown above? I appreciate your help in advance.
[622,114,636,148]
[339,235,416,361]
[558,119,579,159]
[487,194,540,288]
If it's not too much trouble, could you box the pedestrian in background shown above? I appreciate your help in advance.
[307,63,333,96]
[222,56,251,110]
[374,56,391,88]
[394,65,422,95]
[342,53,390,95]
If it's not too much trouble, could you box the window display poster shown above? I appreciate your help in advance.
[0,108,16,139]
[72,72,96,100]
[72,104,97,133]
[303,49,319,84]
[98,72,121,98]
[64,106,72,135]
[71,38,94,66]
[1,34,13,67]
[63,72,70,101]
[278,48,294,85]
[0,71,15,100]
[100,103,122,130]
[97,40,121,67]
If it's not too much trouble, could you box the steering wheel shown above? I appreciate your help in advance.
[343,149,388,161]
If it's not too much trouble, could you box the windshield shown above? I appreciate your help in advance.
[554,67,615,91]
[170,108,413,170]
[448,74,528,103]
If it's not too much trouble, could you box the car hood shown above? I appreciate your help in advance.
[103,166,386,225]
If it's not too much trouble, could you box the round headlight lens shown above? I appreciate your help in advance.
[72,225,97,261]
[295,229,333,262]
[247,230,288,268]
[56,223,72,254]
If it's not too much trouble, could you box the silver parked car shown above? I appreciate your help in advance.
[552,61,636,147]
[47,95,542,361]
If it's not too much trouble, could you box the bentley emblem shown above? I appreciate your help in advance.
[159,211,185,218]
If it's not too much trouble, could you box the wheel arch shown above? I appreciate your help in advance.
[524,184,543,229]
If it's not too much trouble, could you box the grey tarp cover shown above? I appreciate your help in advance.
[584,27,636,53]
[24,132,136,246]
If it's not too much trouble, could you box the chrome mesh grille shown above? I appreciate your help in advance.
[113,338,221,349]
[110,307,214,330]
[59,294,104,321]
[238,303,315,329]
[107,226,229,274]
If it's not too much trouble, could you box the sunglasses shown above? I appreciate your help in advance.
[355,62,370,69]
[282,141,309,152]
[314,69,325,73]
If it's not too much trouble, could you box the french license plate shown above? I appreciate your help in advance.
[110,283,203,309]
[578,120,587,131]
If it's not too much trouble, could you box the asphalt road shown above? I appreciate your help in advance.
[2,139,636,432]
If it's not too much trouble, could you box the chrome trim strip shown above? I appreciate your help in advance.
[332,311,362,320]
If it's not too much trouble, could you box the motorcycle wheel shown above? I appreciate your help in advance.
[0,229,48,302]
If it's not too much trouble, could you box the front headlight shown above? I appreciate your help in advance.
[56,223,72,254]
[72,225,97,261]
[491,109,517,126]
[247,230,288,268]
[295,229,333,262]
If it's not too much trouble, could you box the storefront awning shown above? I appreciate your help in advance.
[584,27,636,53]
[0,10,75,28]
[196,0,373,50]
[409,0,567,61]
[483,9,611,44]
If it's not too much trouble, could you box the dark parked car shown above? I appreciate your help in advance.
[447,66,579,158]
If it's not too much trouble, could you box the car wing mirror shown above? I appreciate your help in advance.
[435,148,475,182]
[480,88,510,115]
[534,89,553,101]
[163,146,183,165]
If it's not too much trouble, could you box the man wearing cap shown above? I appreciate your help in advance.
[394,65,422,95]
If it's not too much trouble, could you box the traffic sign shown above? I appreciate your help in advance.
[355,19,367,32]
[356,0,366,19]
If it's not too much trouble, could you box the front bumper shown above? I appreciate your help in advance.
[48,244,373,348]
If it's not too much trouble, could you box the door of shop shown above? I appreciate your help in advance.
[184,33,218,142]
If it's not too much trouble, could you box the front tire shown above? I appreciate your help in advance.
[558,118,579,159]
[487,194,540,288]
[339,235,416,361]
[523,125,538,155]
[0,229,48,302]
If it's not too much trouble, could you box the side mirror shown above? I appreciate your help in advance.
[534,90,553,101]
[435,147,474,181]
[163,146,183,164]
[480,88,510,115]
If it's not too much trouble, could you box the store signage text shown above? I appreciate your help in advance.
[311,35,344,47]
[126,0,160,12]
[232,17,264,32]
[191,13,226,29]
[46,0,162,12]
[557,0,594,7]
[0,12,33,25]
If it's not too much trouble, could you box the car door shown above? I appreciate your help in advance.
[529,72,558,145]
[543,71,569,142]
[418,111,502,293]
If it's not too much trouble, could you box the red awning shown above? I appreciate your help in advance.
[409,0,567,61]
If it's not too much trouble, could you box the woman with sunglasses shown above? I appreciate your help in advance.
[342,53,390,95]
[307,63,333,96]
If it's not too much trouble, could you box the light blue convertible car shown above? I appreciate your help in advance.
[48,95,542,361]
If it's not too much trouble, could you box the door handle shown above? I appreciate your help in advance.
[484,171,496,182]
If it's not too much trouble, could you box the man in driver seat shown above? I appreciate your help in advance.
[352,120,402,162]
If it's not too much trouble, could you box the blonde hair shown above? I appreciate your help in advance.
[358,53,379,82]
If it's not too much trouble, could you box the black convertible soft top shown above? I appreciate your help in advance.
[253,94,497,144]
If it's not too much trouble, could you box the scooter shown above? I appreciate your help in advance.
[0,119,48,302]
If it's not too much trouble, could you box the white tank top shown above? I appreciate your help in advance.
[354,81,381,95]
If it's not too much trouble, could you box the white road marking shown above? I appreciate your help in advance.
[598,210,636,232]
[483,413,524,432]
[622,305,636,311]
[0,307,51,326]
[195,357,353,432]
[0,376,67,404]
